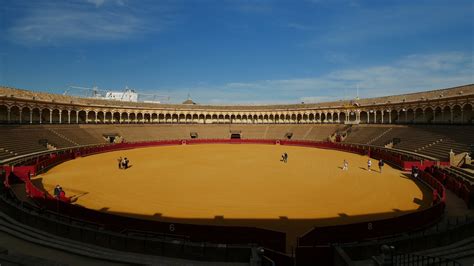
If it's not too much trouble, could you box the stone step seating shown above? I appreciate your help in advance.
[307,125,343,141]
[344,126,391,144]
[418,140,469,160]
[367,127,393,145]
[370,127,415,147]
[0,129,48,157]
[264,125,292,140]
[415,236,474,261]
[447,167,474,184]
[231,125,268,139]
[52,127,106,146]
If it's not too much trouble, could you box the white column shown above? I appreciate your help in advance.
[49,110,53,124]
[30,109,33,124]
[39,110,42,124]
[76,112,79,124]
[381,110,384,124]
[59,111,62,124]
[67,110,71,124]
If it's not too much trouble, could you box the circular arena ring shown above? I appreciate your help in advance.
[1,140,446,263]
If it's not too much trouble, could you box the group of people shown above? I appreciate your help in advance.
[281,152,288,163]
[118,157,130,169]
[53,185,65,199]
[342,158,385,173]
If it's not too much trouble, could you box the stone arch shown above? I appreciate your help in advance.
[414,107,424,124]
[390,110,398,123]
[121,112,128,123]
[129,113,137,123]
[70,110,78,123]
[205,114,211,123]
[113,112,121,123]
[172,113,179,123]
[97,111,105,123]
[375,110,383,123]
[424,107,434,124]
[398,109,407,123]
[443,106,452,123]
[105,111,112,123]
[41,108,51,123]
[327,113,333,123]
[320,113,325,123]
[32,108,41,123]
[21,107,30,123]
[9,106,21,123]
[162,113,170,123]
[359,111,368,123]
[60,110,68,123]
[137,113,144,123]
[462,103,473,124]
[179,113,186,123]
[87,110,96,123]
[339,112,346,123]
[78,110,87,123]
[382,110,390,123]
[406,109,415,123]
[0,105,8,123]
[434,107,442,123]
[452,105,462,124]
[51,109,60,123]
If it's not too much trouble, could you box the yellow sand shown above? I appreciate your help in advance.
[37,144,430,220]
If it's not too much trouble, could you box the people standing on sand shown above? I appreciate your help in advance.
[54,185,61,198]
[343,159,348,171]
[118,157,123,169]
[367,159,372,172]
[378,159,384,173]
[284,152,288,163]
[123,158,129,169]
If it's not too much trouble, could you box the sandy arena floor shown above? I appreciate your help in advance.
[35,144,431,248]
[37,144,431,218]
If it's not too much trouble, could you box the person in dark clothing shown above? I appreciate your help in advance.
[124,158,129,169]
[118,157,123,169]
[54,185,61,198]
[411,165,419,178]
[378,159,384,173]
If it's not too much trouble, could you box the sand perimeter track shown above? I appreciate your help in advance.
[37,144,431,221]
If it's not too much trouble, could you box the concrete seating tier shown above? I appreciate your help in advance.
[344,125,474,160]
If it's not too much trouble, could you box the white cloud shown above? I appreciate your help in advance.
[158,51,473,104]
[6,1,171,46]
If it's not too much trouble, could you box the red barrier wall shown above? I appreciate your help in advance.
[298,170,446,246]
[7,139,448,250]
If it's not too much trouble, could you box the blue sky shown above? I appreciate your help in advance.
[1,0,472,104]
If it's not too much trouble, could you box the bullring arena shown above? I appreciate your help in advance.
[0,84,473,265]
[37,143,431,249]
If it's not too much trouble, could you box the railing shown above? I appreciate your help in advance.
[0,138,454,264]
[392,252,461,266]
[298,169,446,246]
